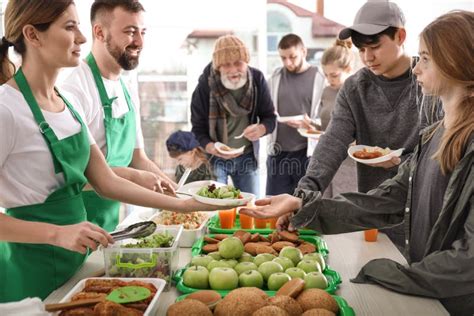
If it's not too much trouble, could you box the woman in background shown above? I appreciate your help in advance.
[318,39,357,198]
[242,11,474,315]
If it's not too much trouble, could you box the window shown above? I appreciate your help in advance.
[267,10,292,53]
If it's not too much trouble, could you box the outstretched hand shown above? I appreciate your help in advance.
[239,194,302,219]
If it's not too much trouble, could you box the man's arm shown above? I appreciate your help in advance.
[129,148,177,191]
[352,195,474,299]
[297,88,356,192]
[292,155,411,233]
[255,70,276,135]
[191,66,212,148]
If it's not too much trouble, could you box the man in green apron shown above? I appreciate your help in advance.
[62,0,176,232]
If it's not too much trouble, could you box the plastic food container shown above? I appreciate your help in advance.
[174,266,341,295]
[103,226,183,290]
[149,212,212,248]
[57,277,166,316]
[207,214,318,235]
[174,292,355,316]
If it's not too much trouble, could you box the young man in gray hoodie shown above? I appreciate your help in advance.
[296,1,438,248]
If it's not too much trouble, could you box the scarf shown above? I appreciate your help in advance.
[208,67,256,144]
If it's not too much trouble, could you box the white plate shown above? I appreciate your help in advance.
[348,145,404,165]
[277,114,305,123]
[57,277,166,316]
[185,180,255,206]
[215,142,245,155]
[297,128,324,139]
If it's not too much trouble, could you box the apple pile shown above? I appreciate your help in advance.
[182,234,328,292]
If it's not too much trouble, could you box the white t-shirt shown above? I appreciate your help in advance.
[60,60,144,159]
[0,85,95,208]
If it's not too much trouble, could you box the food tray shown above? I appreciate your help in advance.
[58,277,166,316]
[207,214,318,235]
[175,292,355,316]
[174,267,340,295]
[149,211,212,247]
[192,233,329,259]
[103,226,183,290]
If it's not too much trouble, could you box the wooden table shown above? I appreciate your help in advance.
[45,221,448,315]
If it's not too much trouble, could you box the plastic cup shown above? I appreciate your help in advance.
[231,208,237,225]
[364,229,378,242]
[219,209,235,229]
[239,212,254,229]
[268,217,278,229]
[254,218,267,229]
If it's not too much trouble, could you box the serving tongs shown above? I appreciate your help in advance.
[110,221,157,242]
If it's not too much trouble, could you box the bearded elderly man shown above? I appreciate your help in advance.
[61,0,176,232]
[191,35,276,195]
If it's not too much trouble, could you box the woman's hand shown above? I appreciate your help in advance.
[52,222,114,254]
[239,194,302,219]
[367,156,401,169]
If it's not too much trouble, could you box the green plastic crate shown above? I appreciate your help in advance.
[191,233,329,259]
[208,214,318,235]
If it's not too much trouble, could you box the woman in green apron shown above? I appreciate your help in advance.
[0,0,226,302]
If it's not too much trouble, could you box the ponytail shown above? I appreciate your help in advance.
[321,39,354,70]
[0,37,15,84]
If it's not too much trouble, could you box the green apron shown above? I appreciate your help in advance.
[0,68,91,302]
[82,53,136,232]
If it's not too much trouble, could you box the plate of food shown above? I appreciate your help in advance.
[188,181,255,206]
[348,145,404,165]
[297,128,324,139]
[215,142,245,155]
[277,114,305,123]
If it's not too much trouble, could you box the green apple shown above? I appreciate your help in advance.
[208,251,222,261]
[234,261,258,275]
[267,272,291,291]
[238,252,254,263]
[220,259,238,268]
[239,270,264,288]
[303,253,326,271]
[279,246,303,265]
[285,267,307,280]
[258,261,284,281]
[254,253,276,267]
[183,265,209,289]
[272,257,294,271]
[190,255,213,268]
[207,259,230,271]
[209,267,239,291]
[304,272,328,289]
[297,259,322,273]
[218,237,244,259]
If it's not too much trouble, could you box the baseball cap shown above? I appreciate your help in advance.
[166,131,200,153]
[339,1,405,40]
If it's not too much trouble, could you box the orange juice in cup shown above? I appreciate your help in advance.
[254,218,267,229]
[219,209,235,229]
[364,229,378,242]
[268,217,278,229]
[231,208,237,226]
[239,212,254,229]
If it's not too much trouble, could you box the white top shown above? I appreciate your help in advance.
[60,60,144,159]
[0,85,95,208]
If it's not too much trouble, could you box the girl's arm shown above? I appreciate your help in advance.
[0,213,112,254]
[85,145,223,212]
